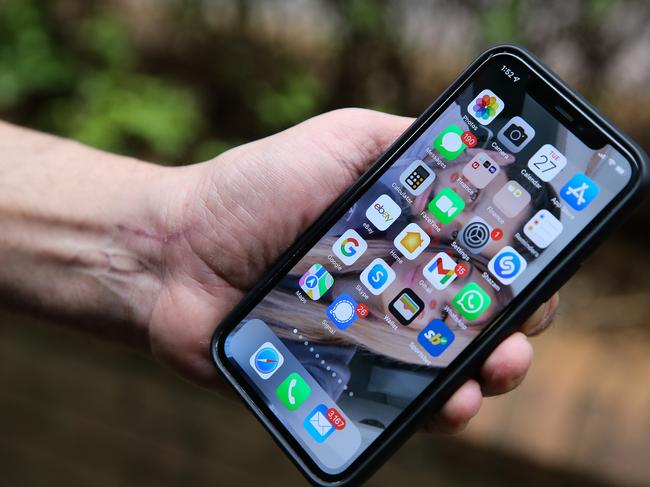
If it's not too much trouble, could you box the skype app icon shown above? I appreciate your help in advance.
[360,258,396,295]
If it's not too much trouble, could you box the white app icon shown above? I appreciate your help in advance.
[399,160,435,196]
[527,144,567,182]
[497,116,536,153]
[393,223,431,260]
[249,342,284,380]
[332,229,368,265]
[488,246,528,285]
[468,89,505,125]
[365,194,402,231]
[360,258,396,295]
[423,252,458,290]
[524,210,563,249]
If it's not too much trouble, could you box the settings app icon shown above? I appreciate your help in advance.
[459,217,492,254]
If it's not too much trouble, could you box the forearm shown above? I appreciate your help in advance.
[0,121,168,348]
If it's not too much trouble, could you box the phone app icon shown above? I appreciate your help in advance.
[428,187,465,224]
[327,294,358,330]
[299,263,334,300]
[360,258,396,295]
[249,342,284,380]
[388,288,424,326]
[462,152,500,189]
[276,372,311,411]
[524,209,563,248]
[332,229,367,266]
[468,89,504,125]
[459,216,493,254]
[304,404,336,443]
[423,252,459,290]
[497,116,535,153]
[393,222,431,260]
[493,180,531,218]
[453,282,491,321]
[434,124,467,160]
[561,173,599,211]
[365,194,402,231]
[418,319,455,357]
[488,246,528,285]
[399,159,436,196]
[527,144,567,182]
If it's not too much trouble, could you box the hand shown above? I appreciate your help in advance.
[148,108,559,433]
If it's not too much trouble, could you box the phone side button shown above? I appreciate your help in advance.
[538,262,581,304]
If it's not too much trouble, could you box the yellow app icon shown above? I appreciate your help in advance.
[393,223,430,260]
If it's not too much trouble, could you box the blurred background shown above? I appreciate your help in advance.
[1,0,649,485]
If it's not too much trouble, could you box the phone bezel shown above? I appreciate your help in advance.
[211,45,649,486]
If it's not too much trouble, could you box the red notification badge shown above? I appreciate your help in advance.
[356,303,369,318]
[454,262,469,277]
[461,131,478,148]
[326,407,346,430]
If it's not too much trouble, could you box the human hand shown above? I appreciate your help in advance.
[147,108,559,433]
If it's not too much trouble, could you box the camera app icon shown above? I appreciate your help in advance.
[497,116,535,153]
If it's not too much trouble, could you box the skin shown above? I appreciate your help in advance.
[0,108,558,435]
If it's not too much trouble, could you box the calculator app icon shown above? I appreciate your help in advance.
[399,160,435,196]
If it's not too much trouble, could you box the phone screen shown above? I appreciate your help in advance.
[221,53,634,475]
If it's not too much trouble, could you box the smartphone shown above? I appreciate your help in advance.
[211,45,649,486]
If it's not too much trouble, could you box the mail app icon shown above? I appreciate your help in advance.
[304,404,335,443]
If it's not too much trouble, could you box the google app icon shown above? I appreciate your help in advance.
[332,229,368,266]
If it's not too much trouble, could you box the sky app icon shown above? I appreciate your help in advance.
[365,194,402,231]
[418,319,455,357]
[561,173,599,211]
[360,258,396,295]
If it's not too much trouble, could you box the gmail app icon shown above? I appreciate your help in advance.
[423,252,459,291]
[304,404,336,443]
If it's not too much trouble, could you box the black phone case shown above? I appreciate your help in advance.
[211,45,650,486]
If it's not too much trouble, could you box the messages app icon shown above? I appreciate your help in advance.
[428,187,465,224]
[434,124,467,160]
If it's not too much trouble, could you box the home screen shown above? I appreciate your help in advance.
[223,58,632,475]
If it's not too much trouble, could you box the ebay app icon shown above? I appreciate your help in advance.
[365,194,402,231]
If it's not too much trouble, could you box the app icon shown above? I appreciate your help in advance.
[453,282,491,321]
[428,187,465,224]
[365,194,402,231]
[527,144,567,181]
[561,173,599,211]
[434,124,467,160]
[388,288,424,326]
[459,216,493,254]
[488,246,528,285]
[393,222,431,260]
[418,319,455,357]
[524,209,563,248]
[332,229,368,266]
[360,258,396,295]
[327,294,358,330]
[462,152,500,189]
[304,404,335,443]
[399,160,436,196]
[423,252,459,290]
[249,342,284,380]
[276,372,311,411]
[468,89,504,125]
[497,116,535,153]
[299,263,334,300]
[493,180,531,218]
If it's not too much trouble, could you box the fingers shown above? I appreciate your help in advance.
[423,379,482,434]
[480,332,533,396]
[520,292,560,336]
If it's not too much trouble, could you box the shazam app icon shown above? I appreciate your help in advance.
[488,246,528,285]
[332,229,368,266]
[327,294,358,330]
[249,342,284,380]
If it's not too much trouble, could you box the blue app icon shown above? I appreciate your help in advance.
[560,173,599,211]
[304,404,335,443]
[326,294,358,330]
[417,319,455,357]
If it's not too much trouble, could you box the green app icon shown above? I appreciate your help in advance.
[453,282,491,321]
[428,187,465,224]
[276,372,311,411]
[434,124,467,160]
